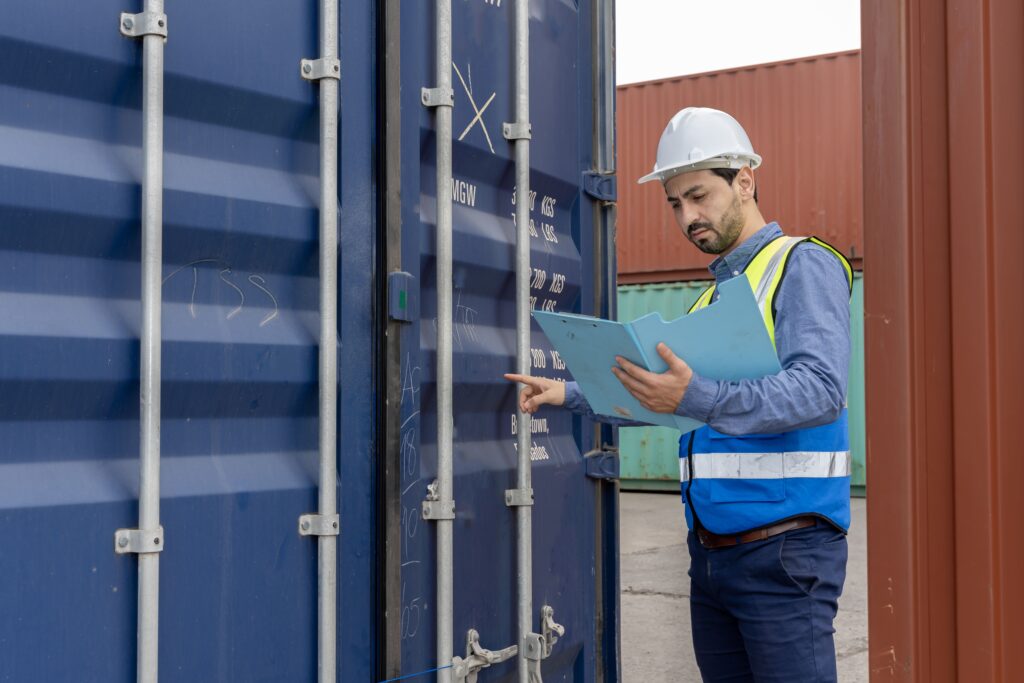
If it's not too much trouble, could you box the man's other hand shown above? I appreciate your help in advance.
[611,342,693,414]
[503,374,566,414]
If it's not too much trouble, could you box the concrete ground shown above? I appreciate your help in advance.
[620,492,868,682]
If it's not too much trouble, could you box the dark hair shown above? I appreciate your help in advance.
[710,167,758,203]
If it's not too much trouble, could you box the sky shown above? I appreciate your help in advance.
[616,0,861,85]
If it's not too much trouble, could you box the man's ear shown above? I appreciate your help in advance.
[736,166,756,202]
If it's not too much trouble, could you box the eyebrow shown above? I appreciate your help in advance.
[666,184,705,203]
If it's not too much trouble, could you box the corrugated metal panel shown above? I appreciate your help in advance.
[0,2,378,680]
[863,0,1024,679]
[616,51,863,283]
[615,276,866,494]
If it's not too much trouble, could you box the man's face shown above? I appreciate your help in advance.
[663,170,745,255]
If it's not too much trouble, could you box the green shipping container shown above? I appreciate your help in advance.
[616,274,867,496]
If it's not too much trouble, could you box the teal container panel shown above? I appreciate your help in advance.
[848,272,866,493]
[615,275,867,495]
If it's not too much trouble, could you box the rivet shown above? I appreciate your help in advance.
[333,64,339,72]
[332,521,338,529]
[301,520,311,531]
[303,63,312,74]
[158,19,165,27]
[153,537,160,545]
[123,17,134,30]
[117,536,129,548]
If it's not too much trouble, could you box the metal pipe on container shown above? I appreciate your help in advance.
[511,1,533,681]
[301,0,342,680]
[433,0,455,679]
[297,1,341,680]
[114,1,167,680]
[315,1,340,679]
[139,31,164,683]
[137,4,164,674]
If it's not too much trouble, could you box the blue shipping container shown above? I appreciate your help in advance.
[0,1,618,681]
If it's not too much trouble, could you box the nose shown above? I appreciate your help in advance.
[677,203,701,232]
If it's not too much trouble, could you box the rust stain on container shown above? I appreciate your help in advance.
[863,0,1024,680]
[616,51,863,283]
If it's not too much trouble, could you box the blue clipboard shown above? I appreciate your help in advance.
[533,276,782,433]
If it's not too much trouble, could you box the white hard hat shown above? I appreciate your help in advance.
[637,107,762,184]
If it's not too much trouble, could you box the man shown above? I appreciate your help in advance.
[506,107,853,682]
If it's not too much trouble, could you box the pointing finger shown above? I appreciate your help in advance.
[504,373,546,390]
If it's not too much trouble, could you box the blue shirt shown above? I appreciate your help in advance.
[563,222,851,435]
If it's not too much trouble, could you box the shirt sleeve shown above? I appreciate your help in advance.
[675,244,851,435]
[563,381,650,427]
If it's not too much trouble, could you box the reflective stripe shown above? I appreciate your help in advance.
[753,236,808,308]
[679,451,851,482]
[688,284,716,314]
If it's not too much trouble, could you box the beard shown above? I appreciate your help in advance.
[686,195,745,255]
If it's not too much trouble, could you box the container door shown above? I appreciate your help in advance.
[0,2,378,680]
[382,0,618,680]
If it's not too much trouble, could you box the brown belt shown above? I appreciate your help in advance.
[696,516,817,549]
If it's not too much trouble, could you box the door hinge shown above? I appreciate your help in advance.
[583,171,617,203]
[584,448,619,480]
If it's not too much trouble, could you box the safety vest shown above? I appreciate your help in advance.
[679,234,854,535]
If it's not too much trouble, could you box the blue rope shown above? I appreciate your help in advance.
[378,664,453,683]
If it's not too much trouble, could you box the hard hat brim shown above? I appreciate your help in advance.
[637,154,763,185]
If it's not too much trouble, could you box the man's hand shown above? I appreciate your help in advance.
[503,373,566,414]
[611,342,693,414]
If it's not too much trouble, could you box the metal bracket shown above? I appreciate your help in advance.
[300,58,341,81]
[503,122,533,140]
[582,171,618,203]
[522,632,545,661]
[298,513,340,537]
[422,479,456,521]
[522,632,546,683]
[517,607,565,683]
[584,448,620,480]
[421,87,454,108]
[119,11,167,40]
[452,629,518,683]
[422,500,455,520]
[114,526,164,555]
[504,487,534,507]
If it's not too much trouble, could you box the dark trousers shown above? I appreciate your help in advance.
[687,523,848,682]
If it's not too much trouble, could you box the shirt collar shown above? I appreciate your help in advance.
[707,222,782,281]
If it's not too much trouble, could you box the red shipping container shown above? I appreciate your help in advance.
[616,51,862,283]
[862,0,1024,679]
